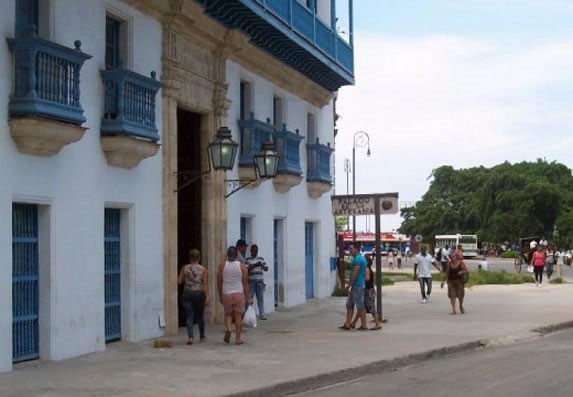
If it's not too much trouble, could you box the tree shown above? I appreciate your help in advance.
[399,160,571,246]
[335,216,348,232]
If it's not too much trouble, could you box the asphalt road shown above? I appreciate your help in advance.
[292,329,573,397]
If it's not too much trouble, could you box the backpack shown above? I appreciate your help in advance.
[436,248,442,262]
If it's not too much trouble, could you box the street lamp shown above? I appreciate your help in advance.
[352,131,371,243]
[177,126,280,197]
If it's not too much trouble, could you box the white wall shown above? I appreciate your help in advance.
[225,60,337,310]
[0,0,163,371]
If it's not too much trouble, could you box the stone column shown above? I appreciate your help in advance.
[162,94,179,335]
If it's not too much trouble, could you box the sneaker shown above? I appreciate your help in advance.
[259,315,267,320]
[421,298,428,304]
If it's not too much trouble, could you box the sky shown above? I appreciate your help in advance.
[334,0,573,233]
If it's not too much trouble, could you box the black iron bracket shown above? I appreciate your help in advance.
[224,178,258,198]
[175,170,210,193]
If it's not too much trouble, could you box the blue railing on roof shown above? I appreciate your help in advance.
[257,0,354,74]
[100,68,162,142]
[195,0,354,91]
[274,124,304,176]
[238,113,274,167]
[7,26,92,125]
[306,138,334,183]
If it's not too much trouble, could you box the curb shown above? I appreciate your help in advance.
[223,322,573,397]
[224,341,482,397]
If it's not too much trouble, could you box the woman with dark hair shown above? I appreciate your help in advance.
[217,246,252,345]
[178,249,208,345]
[351,255,381,330]
[532,245,546,287]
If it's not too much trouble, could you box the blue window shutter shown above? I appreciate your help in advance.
[15,0,39,37]
[105,16,121,69]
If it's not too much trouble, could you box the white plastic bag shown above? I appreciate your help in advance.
[244,305,257,328]
[527,265,534,273]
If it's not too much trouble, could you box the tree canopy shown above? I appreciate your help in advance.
[399,160,573,247]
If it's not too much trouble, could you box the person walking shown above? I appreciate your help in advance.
[217,246,252,345]
[351,255,381,330]
[387,249,395,271]
[177,249,208,345]
[531,245,546,287]
[441,249,468,315]
[339,242,368,331]
[245,244,268,320]
[440,244,451,273]
[545,245,556,280]
[414,245,441,303]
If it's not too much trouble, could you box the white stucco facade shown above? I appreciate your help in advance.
[0,0,163,372]
[225,61,337,310]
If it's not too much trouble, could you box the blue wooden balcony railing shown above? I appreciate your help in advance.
[7,26,92,125]
[274,124,304,176]
[238,113,274,167]
[306,138,334,184]
[196,0,354,91]
[100,68,161,142]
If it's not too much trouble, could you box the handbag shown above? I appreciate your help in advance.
[243,305,257,328]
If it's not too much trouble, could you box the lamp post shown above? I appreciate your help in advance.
[344,158,351,231]
[352,131,371,243]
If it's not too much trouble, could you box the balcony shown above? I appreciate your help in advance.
[6,27,92,156]
[273,124,304,193]
[306,138,334,198]
[195,0,354,92]
[238,113,274,184]
[100,68,162,168]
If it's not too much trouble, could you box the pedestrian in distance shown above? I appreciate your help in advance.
[531,245,546,287]
[441,248,468,315]
[339,242,368,331]
[414,244,441,303]
[178,249,208,345]
[217,246,252,345]
[387,249,395,271]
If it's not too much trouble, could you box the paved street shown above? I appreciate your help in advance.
[293,328,573,397]
[0,283,571,397]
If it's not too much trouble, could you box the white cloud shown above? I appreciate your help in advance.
[334,33,573,230]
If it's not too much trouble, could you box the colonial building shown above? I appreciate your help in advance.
[0,0,354,371]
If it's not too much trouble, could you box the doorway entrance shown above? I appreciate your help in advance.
[177,109,203,327]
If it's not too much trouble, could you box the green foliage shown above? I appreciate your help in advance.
[500,251,518,258]
[335,216,349,233]
[466,270,534,286]
[400,160,573,246]
[549,277,565,284]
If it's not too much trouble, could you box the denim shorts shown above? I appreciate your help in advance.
[346,287,365,311]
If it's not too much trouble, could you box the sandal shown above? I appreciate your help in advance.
[370,325,382,331]
[338,325,351,331]
[356,327,369,331]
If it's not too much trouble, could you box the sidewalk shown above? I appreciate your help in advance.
[1,282,572,397]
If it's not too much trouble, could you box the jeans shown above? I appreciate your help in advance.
[418,277,432,299]
[180,290,205,339]
[248,280,265,317]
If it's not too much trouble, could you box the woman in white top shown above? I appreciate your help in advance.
[217,246,251,345]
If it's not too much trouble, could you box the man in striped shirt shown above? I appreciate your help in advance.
[246,244,269,320]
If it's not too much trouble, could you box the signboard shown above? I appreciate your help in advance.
[331,194,399,216]
[332,196,376,216]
